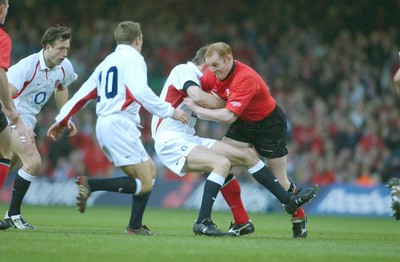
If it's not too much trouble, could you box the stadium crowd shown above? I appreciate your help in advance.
[4,0,400,186]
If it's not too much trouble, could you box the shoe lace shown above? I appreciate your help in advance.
[204,219,218,229]
[78,186,90,198]
[20,217,29,226]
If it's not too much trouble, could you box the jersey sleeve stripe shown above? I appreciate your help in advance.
[59,88,98,126]
[121,85,140,110]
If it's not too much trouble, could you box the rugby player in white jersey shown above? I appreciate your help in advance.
[152,46,252,236]
[47,21,188,235]
[153,46,318,237]
[4,24,78,230]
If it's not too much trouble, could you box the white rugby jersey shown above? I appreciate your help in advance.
[151,61,201,138]
[7,49,77,127]
[55,44,174,127]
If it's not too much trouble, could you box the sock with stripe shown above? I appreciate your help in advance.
[250,161,290,205]
[196,172,225,223]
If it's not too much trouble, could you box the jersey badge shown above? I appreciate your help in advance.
[54,79,61,89]
[229,101,241,107]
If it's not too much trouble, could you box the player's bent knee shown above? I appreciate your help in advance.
[213,156,231,177]
[242,147,259,165]
[23,154,41,175]
[140,181,153,194]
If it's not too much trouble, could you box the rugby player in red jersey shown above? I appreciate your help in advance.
[185,42,318,238]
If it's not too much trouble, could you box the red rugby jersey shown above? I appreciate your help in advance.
[0,25,11,71]
[201,60,276,122]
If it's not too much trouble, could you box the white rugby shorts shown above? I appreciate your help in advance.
[96,114,148,167]
[154,131,216,177]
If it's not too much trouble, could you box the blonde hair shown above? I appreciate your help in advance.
[205,42,232,58]
[114,21,142,45]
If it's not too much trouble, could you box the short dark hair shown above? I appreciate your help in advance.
[192,46,208,66]
[114,21,142,45]
[41,24,71,48]
[0,0,7,5]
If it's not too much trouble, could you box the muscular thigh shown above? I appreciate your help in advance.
[212,139,258,167]
[0,128,11,158]
[184,145,226,173]
[0,107,8,133]
[10,126,40,162]
[121,156,156,179]
[154,132,216,177]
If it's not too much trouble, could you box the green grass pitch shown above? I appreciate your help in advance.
[0,204,399,262]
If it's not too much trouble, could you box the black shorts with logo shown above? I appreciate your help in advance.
[0,104,8,132]
[225,104,288,159]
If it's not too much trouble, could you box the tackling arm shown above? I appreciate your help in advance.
[187,85,226,109]
[184,97,238,123]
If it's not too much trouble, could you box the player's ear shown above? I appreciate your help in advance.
[226,54,233,63]
[132,35,142,49]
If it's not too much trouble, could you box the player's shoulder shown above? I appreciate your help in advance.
[17,53,39,65]
[235,61,257,76]
[9,53,39,74]
[232,61,260,83]
[172,63,191,74]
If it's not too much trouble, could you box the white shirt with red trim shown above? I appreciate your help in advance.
[55,44,174,127]
[151,61,201,139]
[7,49,77,128]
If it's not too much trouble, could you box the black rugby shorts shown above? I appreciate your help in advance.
[225,104,288,159]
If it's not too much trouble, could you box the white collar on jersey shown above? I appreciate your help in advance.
[38,49,62,71]
[115,44,143,58]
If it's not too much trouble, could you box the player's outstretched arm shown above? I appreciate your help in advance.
[184,97,237,123]
[187,85,226,109]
